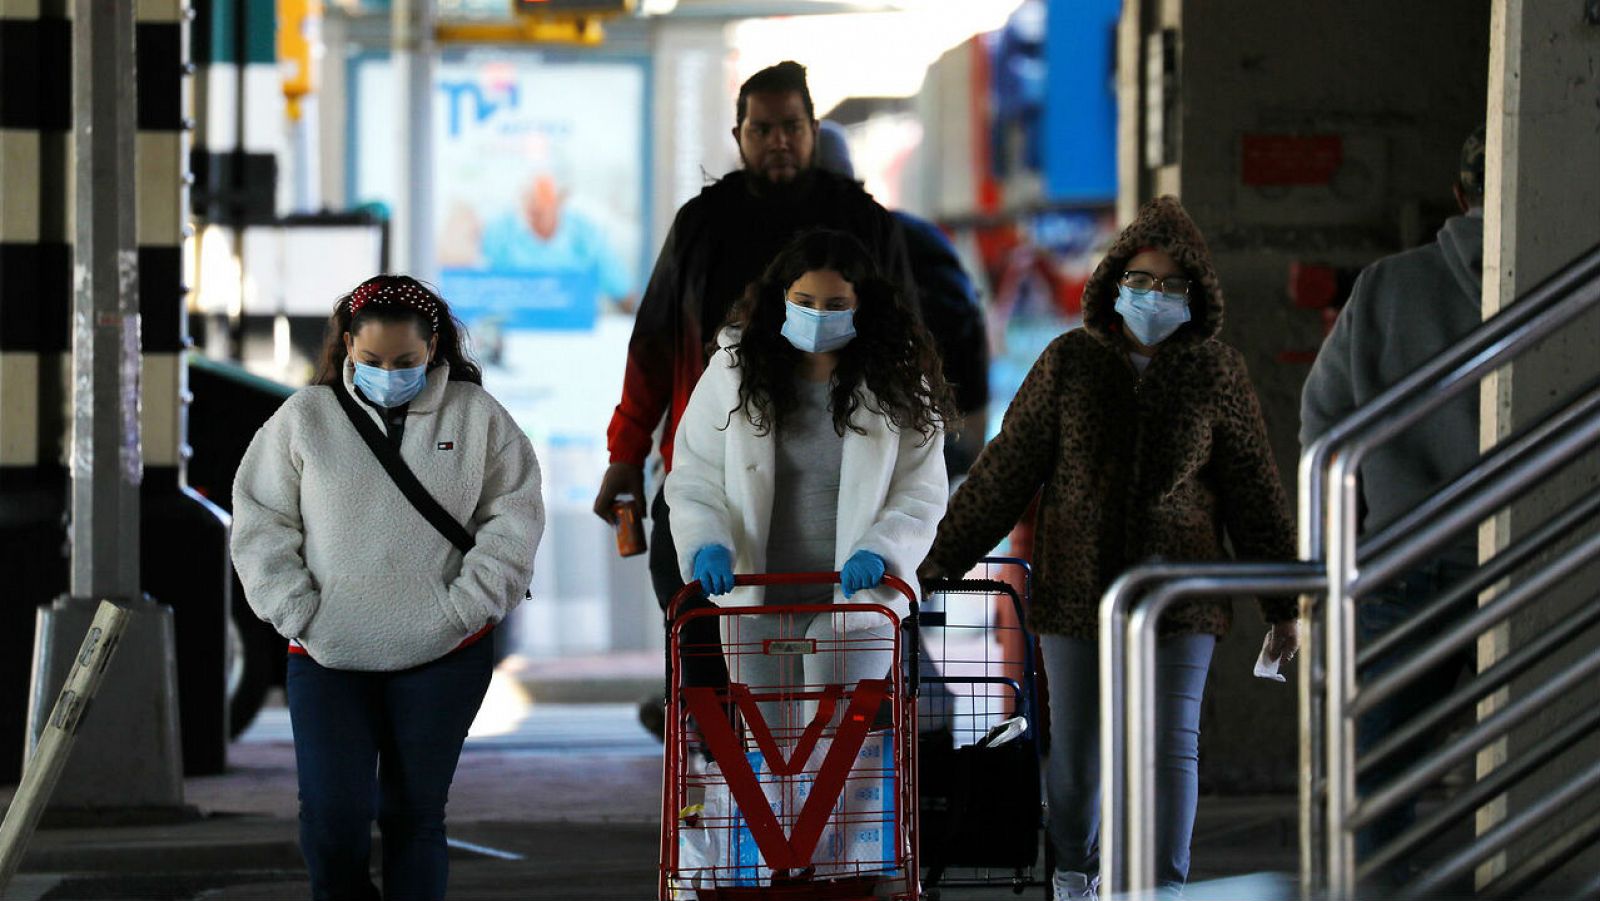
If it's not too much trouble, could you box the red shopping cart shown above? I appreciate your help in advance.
[659,572,921,901]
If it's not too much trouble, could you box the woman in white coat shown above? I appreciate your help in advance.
[666,229,954,737]
[231,275,544,901]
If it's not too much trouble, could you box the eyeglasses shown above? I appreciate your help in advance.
[1120,270,1192,299]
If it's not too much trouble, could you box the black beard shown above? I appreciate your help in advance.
[740,156,816,202]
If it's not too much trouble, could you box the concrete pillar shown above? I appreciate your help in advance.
[1114,0,1154,226]
[26,0,186,812]
[646,17,734,255]
[3,0,230,786]
[1125,0,1491,792]
[390,0,434,277]
[1476,0,1600,891]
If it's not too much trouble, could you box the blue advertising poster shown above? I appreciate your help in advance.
[437,268,601,331]
[432,55,646,332]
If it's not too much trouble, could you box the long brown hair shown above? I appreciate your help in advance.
[312,275,483,386]
[722,229,955,443]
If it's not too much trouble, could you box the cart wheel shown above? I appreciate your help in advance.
[1011,871,1027,894]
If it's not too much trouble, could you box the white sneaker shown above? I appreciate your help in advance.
[1053,870,1098,901]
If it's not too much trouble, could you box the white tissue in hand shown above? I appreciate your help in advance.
[1254,630,1286,682]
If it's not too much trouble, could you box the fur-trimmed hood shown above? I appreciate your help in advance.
[924,197,1298,637]
[1081,195,1224,347]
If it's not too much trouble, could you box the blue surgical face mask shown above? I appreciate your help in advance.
[780,301,857,354]
[1114,284,1191,347]
[353,361,428,408]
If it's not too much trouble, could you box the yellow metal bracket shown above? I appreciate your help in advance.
[279,0,322,121]
[434,16,607,46]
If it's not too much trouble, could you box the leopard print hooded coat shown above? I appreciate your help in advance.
[924,195,1297,638]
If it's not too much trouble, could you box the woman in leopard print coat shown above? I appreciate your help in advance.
[921,195,1298,898]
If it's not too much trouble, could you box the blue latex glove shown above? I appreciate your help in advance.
[840,550,887,598]
[693,545,736,597]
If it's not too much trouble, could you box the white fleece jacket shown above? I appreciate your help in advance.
[231,362,544,671]
[665,335,948,628]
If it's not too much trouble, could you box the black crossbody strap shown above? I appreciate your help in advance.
[331,379,476,554]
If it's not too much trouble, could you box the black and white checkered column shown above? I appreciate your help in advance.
[0,0,74,782]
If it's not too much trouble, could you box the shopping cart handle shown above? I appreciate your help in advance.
[666,572,917,622]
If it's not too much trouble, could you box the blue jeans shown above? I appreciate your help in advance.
[1355,560,1475,886]
[286,638,493,901]
[1040,633,1216,893]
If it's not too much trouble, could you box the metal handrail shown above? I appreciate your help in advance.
[1318,402,1600,893]
[1351,640,1600,830]
[1351,404,1600,597]
[1357,593,1600,775]
[1359,485,1600,667]
[1098,459,1600,896]
[1098,561,1325,897]
[1480,807,1600,901]
[1356,374,1600,564]
[1120,566,1325,896]
[1094,243,1600,901]
[1392,754,1600,900]
[1298,241,1600,563]
[1355,528,1600,716]
[1097,563,1221,895]
[1308,245,1600,897]
[1356,699,1600,881]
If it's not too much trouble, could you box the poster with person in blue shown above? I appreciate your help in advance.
[477,166,636,317]
[434,56,643,339]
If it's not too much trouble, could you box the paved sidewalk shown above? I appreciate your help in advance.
[3,691,1299,900]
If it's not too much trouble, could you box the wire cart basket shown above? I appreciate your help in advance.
[660,572,921,901]
[916,557,1047,898]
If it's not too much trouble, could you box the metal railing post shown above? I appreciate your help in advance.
[1298,592,1325,901]
[1296,463,1327,900]
[1107,564,1325,897]
[1098,567,1176,899]
[1323,451,1361,898]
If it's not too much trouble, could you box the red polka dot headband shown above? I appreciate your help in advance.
[348,279,440,332]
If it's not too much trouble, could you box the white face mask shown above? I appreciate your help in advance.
[353,361,428,407]
[1114,284,1190,346]
[780,301,857,353]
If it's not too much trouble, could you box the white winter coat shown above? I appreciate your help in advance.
[666,335,948,627]
[231,362,544,671]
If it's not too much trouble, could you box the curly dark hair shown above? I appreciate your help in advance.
[312,275,483,386]
[721,229,956,443]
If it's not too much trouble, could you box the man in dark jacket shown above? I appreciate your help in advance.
[591,61,914,737]
[1299,127,1486,889]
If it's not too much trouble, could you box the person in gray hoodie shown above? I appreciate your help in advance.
[1299,127,1486,889]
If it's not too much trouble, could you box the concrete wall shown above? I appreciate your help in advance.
[1477,0,1600,890]
[1140,0,1491,790]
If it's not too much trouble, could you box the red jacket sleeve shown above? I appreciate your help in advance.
[607,215,684,467]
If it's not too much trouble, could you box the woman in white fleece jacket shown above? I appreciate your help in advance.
[231,275,543,901]
[666,229,953,737]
